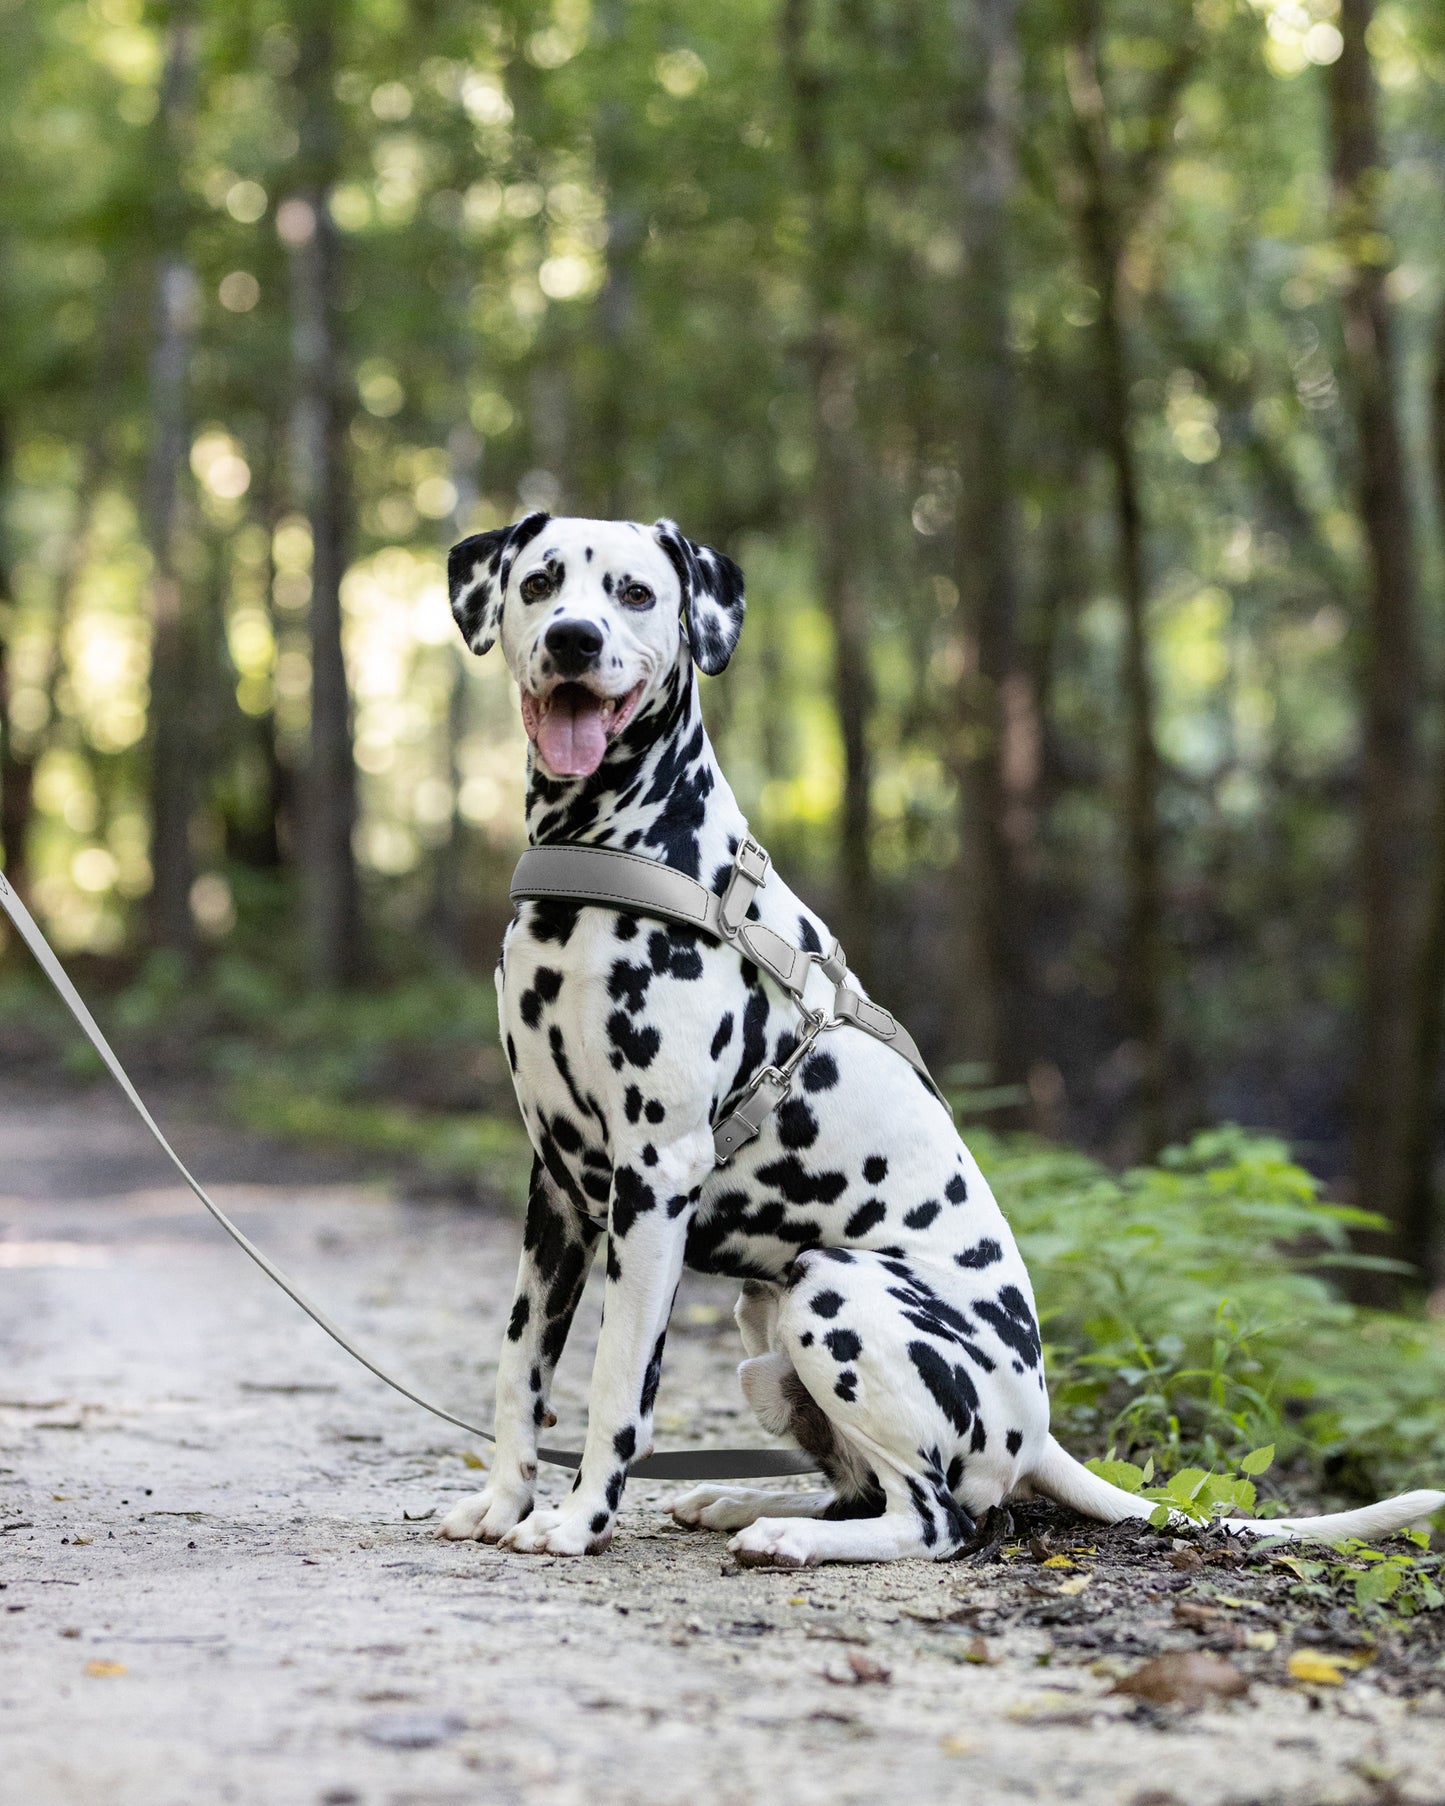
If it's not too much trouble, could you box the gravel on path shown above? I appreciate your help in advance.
[3,1078,1444,1806]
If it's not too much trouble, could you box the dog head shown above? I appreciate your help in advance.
[447,514,744,779]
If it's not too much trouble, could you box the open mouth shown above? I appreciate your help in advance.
[520,680,646,778]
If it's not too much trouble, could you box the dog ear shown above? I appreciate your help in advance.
[653,519,746,676]
[447,512,550,655]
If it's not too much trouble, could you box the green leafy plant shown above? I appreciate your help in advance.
[1267,1534,1445,1620]
[1085,1443,1277,1525]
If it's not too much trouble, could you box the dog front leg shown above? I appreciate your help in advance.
[436,1157,599,1542]
[501,1133,710,1556]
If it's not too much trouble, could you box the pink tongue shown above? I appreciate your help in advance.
[536,688,608,777]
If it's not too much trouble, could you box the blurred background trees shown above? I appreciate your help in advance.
[3,0,1445,1290]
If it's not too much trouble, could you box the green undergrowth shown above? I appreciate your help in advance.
[973,1124,1445,1505]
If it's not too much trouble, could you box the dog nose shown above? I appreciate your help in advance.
[544,619,604,675]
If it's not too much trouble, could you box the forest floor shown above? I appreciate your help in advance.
[3,1077,1445,1806]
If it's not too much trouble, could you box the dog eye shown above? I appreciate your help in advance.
[621,582,653,608]
[520,570,553,602]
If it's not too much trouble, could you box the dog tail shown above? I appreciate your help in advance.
[1028,1435,1444,1544]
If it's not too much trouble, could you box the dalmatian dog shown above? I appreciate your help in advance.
[434,512,1444,1565]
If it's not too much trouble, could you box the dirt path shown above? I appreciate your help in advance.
[3,1079,1444,1806]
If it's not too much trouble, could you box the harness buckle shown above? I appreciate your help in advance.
[733,835,770,886]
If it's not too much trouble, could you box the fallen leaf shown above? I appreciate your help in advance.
[1113,1652,1248,1710]
[461,1450,486,1470]
[84,1661,126,1678]
[1029,1533,1053,1562]
[1041,1554,1076,1570]
[1286,1650,1367,1687]
[401,1507,435,1522]
[1058,1574,1092,1596]
[787,1595,807,1606]
[940,1734,980,1756]
[1166,1547,1205,1573]
[963,1636,991,1664]
[71,1535,93,1547]
[1244,1629,1278,1653]
[845,1651,891,1685]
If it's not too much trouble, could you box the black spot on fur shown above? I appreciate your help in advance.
[973,1285,1042,1370]
[800,1052,839,1093]
[824,1328,862,1363]
[904,1199,940,1231]
[614,1426,637,1463]
[834,1371,858,1402]
[507,1295,531,1341]
[1006,1429,1023,1455]
[810,1289,844,1319]
[608,960,652,1014]
[607,1010,661,1069]
[955,1238,1003,1270]
[844,1200,887,1238]
[710,1012,735,1059]
[611,1165,656,1239]
[907,1340,980,1436]
[777,1098,819,1149]
[863,1155,888,1184]
[755,1155,847,1206]
[645,1099,666,1124]
[591,1511,609,1534]
[945,1173,968,1205]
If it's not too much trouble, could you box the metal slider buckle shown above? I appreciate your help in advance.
[733,834,770,885]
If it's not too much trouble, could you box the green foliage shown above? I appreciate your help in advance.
[1268,1535,1445,1623]
[976,1126,1445,1498]
[1084,1444,1273,1525]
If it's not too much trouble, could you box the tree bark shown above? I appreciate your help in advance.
[1399,299,1445,1290]
[951,0,1032,1092]
[781,0,875,970]
[590,0,642,521]
[285,0,363,988]
[1329,0,1423,1294]
[1066,17,1168,1157]
[143,7,200,958]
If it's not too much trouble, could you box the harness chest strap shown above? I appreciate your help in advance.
[508,837,944,1162]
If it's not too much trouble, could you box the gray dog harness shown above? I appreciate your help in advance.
[510,834,944,1164]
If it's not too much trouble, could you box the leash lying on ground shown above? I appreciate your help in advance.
[0,863,817,1480]
[511,833,946,1163]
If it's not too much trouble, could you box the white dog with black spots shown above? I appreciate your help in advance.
[435,512,1443,1566]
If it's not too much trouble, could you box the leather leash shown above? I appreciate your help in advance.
[0,864,818,1480]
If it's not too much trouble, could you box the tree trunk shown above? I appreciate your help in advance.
[1066,20,1168,1157]
[1329,0,1422,1294]
[781,0,875,971]
[590,0,642,521]
[285,0,363,988]
[1399,299,1445,1291]
[951,0,1031,1092]
[0,411,31,901]
[143,8,200,958]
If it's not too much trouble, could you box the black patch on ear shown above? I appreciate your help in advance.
[447,511,550,654]
[653,518,745,675]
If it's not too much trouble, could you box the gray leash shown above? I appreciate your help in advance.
[0,865,817,1480]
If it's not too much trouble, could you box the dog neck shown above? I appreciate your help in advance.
[522,655,746,883]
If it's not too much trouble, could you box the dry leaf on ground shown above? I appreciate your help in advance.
[1113,1651,1248,1710]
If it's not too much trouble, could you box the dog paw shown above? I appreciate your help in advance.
[499,1505,611,1557]
[729,1519,817,1569]
[671,1486,761,1531]
[434,1484,532,1543]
